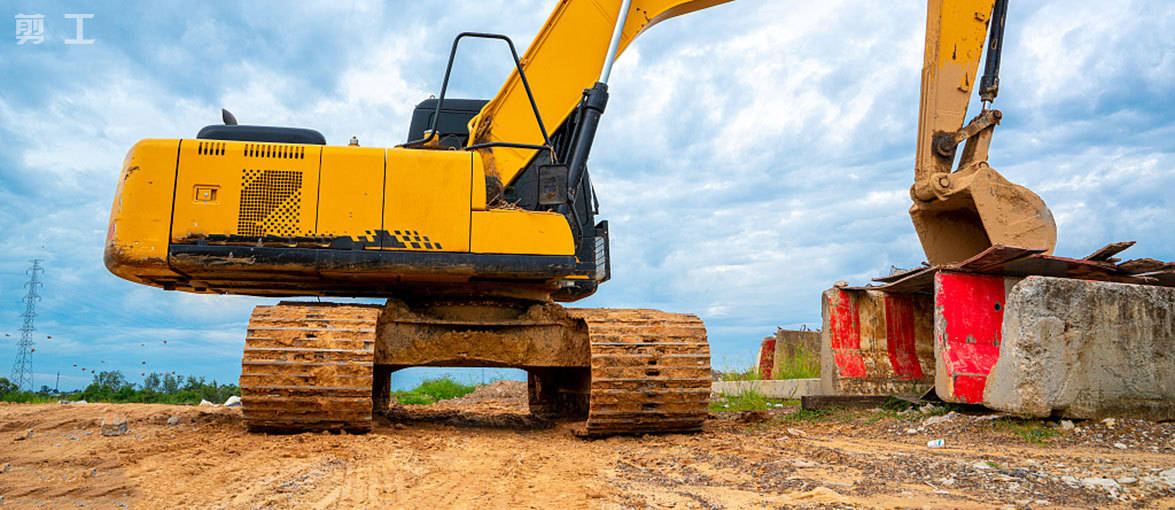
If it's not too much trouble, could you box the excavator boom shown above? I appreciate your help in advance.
[467,0,731,186]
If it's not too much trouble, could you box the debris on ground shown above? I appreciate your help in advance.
[1,392,1173,508]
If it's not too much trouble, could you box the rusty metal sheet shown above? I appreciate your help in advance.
[851,267,937,294]
[872,265,930,284]
[948,244,1045,272]
[1084,241,1135,262]
[1117,258,1175,275]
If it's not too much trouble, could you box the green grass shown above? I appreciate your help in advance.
[710,387,770,412]
[777,408,834,423]
[986,460,1002,469]
[772,342,820,380]
[0,391,60,404]
[394,377,477,405]
[719,369,761,382]
[994,418,1060,445]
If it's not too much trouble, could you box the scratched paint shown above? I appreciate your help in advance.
[828,290,866,378]
[884,294,924,380]
[758,339,776,379]
[935,272,1005,403]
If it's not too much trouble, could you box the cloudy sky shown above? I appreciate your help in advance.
[0,1,1171,392]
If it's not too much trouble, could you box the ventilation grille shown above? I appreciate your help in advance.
[237,169,303,237]
[197,141,225,156]
[244,143,306,159]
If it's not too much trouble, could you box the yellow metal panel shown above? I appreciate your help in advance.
[316,146,385,237]
[471,152,487,211]
[384,148,471,252]
[171,140,322,240]
[104,139,181,283]
[468,0,732,185]
[470,210,573,256]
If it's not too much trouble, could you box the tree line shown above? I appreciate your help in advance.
[0,370,239,405]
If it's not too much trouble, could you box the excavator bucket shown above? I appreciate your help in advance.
[910,164,1056,266]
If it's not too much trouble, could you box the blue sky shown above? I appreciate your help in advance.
[0,1,1172,392]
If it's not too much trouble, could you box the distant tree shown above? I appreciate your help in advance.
[162,373,180,394]
[143,372,163,392]
[90,370,133,393]
[0,377,16,394]
[38,385,51,395]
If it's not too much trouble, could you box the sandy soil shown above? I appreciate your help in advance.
[1,396,1173,509]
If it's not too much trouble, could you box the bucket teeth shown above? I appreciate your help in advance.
[240,303,381,433]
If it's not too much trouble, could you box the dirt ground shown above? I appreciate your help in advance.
[1,389,1174,509]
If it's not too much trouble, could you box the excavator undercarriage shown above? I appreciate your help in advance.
[239,299,711,436]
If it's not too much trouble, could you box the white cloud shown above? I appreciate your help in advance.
[0,0,1171,387]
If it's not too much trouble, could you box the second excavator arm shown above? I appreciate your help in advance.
[908,0,1057,265]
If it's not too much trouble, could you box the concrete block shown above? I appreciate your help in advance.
[767,329,820,379]
[983,276,1175,420]
[712,379,820,399]
[819,288,934,396]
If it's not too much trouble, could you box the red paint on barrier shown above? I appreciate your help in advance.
[884,294,923,380]
[952,375,988,403]
[828,290,866,378]
[936,272,1005,403]
[758,339,776,379]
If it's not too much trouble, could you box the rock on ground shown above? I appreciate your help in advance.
[984,276,1175,420]
[101,415,128,436]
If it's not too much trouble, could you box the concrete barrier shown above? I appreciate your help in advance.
[712,379,820,399]
[984,276,1175,420]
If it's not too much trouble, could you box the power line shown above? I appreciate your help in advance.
[9,259,43,391]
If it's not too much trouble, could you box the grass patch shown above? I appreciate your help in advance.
[994,418,1060,445]
[394,377,477,405]
[719,368,762,382]
[710,387,769,412]
[709,387,798,413]
[986,460,1002,469]
[772,342,820,380]
[778,408,834,423]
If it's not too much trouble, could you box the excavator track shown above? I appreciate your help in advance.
[569,309,711,437]
[239,302,382,433]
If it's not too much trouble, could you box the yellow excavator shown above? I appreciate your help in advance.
[104,0,1054,435]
